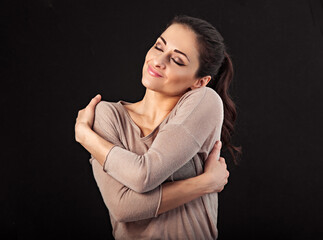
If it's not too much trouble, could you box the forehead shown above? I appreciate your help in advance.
[160,24,200,63]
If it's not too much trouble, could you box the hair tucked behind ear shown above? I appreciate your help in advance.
[166,15,242,165]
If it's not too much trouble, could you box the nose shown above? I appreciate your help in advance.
[153,53,166,69]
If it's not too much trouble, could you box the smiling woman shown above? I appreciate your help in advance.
[142,23,204,97]
[75,15,241,239]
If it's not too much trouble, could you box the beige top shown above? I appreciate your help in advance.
[89,86,224,240]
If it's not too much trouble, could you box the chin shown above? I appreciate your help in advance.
[141,76,157,90]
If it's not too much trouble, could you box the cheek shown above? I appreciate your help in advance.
[168,68,195,83]
[145,48,156,61]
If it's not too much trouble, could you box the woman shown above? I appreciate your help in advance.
[75,15,241,239]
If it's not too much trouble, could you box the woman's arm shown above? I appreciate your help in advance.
[157,140,229,214]
[91,141,228,222]
[77,98,229,222]
[77,87,224,193]
[77,124,114,166]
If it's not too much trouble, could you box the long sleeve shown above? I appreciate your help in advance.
[90,101,162,222]
[103,87,224,193]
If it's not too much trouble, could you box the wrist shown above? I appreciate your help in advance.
[188,174,212,195]
[75,123,93,144]
[195,173,213,194]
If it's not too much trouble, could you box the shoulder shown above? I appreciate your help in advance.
[205,86,222,102]
[161,87,224,147]
[93,100,123,144]
[94,100,121,123]
[93,100,120,132]
[200,86,223,107]
[204,87,223,112]
[168,87,223,126]
[95,100,118,114]
[176,87,223,115]
[178,87,222,107]
[200,87,224,122]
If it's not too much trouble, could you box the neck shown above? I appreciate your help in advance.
[136,88,186,125]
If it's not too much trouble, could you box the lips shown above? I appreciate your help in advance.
[147,65,162,78]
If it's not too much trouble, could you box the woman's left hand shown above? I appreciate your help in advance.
[75,94,101,143]
[202,140,229,193]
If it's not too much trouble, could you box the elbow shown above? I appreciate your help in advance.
[129,174,155,194]
[104,191,144,223]
[109,202,144,223]
[106,201,134,223]
[111,209,132,223]
[133,175,150,193]
[126,157,156,193]
[114,154,158,193]
[127,181,149,194]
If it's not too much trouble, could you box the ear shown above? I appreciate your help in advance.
[190,76,212,90]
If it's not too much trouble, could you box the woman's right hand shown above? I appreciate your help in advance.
[202,140,230,193]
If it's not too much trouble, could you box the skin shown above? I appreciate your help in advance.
[127,23,212,136]
[75,23,229,215]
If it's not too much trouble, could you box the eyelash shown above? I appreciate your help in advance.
[154,45,185,66]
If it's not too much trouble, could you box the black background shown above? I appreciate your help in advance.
[2,0,323,239]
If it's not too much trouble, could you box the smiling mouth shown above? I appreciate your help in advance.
[147,65,162,78]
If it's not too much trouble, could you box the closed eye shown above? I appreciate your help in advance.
[154,45,162,51]
[154,45,185,66]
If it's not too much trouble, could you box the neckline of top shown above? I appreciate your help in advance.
[117,100,163,140]
[116,87,206,140]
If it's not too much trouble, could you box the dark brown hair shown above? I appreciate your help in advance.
[166,15,242,165]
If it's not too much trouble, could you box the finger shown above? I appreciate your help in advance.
[210,140,222,159]
[214,140,222,149]
[218,157,225,164]
[76,109,83,118]
[87,94,101,108]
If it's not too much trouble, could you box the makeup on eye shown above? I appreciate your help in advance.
[153,44,186,66]
[158,36,190,62]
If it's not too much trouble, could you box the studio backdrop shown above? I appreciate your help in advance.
[2,0,323,239]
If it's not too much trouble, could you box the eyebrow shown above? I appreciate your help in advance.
[159,36,190,62]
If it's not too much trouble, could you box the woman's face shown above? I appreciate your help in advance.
[141,23,208,96]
